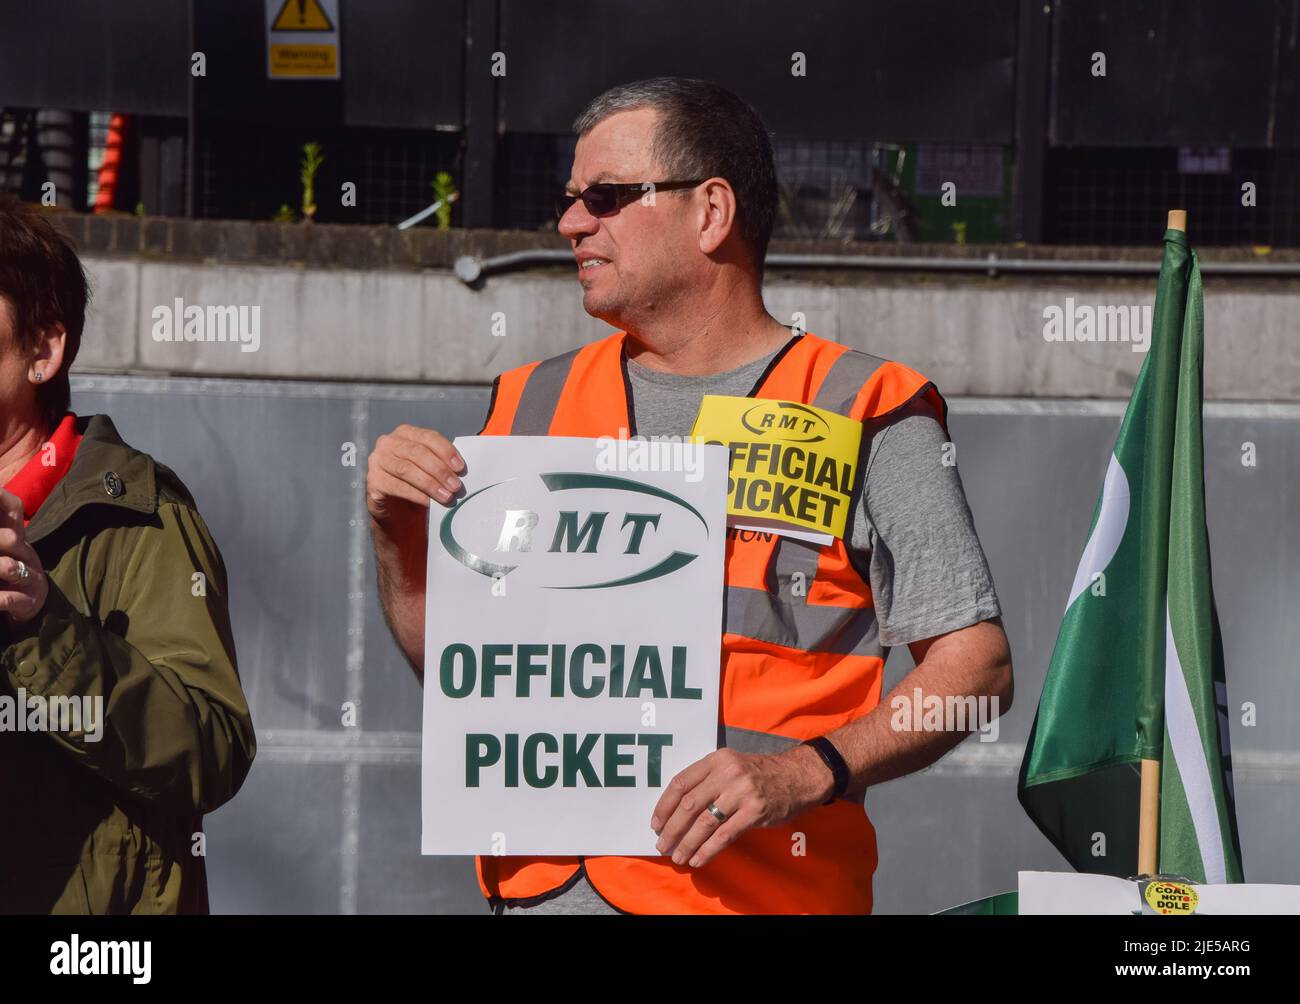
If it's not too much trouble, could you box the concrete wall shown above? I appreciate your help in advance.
[77,252,1300,401]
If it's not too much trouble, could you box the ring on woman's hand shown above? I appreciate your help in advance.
[15,560,29,580]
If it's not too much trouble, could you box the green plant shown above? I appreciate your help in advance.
[432,171,457,229]
[272,203,296,223]
[300,141,324,221]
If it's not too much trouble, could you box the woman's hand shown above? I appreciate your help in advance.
[0,488,48,623]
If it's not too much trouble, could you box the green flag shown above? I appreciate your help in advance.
[1017,227,1243,884]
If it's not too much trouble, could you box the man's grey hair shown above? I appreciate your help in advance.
[572,77,779,271]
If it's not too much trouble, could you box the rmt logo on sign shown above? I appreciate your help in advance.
[498,508,662,556]
[439,471,710,590]
[740,401,831,443]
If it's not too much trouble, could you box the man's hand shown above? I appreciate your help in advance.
[650,744,833,868]
[366,424,465,525]
[0,488,47,623]
[648,617,1013,870]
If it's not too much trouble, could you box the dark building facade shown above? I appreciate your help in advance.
[1,0,1296,245]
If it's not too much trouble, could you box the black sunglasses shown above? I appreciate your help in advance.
[555,180,706,220]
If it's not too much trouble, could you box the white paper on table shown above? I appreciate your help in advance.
[1019,871,1300,915]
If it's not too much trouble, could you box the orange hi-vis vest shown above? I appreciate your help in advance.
[474,330,947,914]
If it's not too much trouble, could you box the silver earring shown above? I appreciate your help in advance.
[33,370,42,382]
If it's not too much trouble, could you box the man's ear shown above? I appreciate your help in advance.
[697,177,739,257]
[31,322,67,385]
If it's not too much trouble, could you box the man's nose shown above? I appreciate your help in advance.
[557,200,599,239]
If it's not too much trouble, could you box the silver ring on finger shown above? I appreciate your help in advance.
[706,803,728,823]
[15,559,29,580]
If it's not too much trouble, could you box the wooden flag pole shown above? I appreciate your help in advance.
[1138,758,1160,875]
[1137,207,1187,877]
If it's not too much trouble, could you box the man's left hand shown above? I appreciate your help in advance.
[650,745,834,868]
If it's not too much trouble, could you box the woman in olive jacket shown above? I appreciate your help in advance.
[0,195,255,914]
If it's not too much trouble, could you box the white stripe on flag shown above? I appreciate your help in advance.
[1066,453,1130,609]
[1164,605,1227,883]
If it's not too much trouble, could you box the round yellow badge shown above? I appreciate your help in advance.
[1144,880,1199,916]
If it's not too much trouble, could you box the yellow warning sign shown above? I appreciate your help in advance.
[271,0,334,31]
[269,44,338,76]
[691,396,863,539]
[266,0,339,80]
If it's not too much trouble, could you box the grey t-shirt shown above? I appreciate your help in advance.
[625,339,1001,647]
[497,337,1001,915]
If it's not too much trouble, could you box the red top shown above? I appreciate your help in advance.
[2,413,84,524]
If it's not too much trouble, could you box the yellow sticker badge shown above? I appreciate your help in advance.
[690,396,863,539]
[1144,880,1200,916]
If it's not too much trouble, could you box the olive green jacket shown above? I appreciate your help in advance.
[0,414,256,914]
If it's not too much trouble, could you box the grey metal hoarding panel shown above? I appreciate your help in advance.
[943,405,1300,759]
[74,385,357,733]
[205,762,348,914]
[357,766,487,915]
[67,379,1300,913]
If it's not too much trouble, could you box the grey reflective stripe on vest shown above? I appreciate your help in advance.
[724,585,880,657]
[812,349,887,416]
[721,723,799,755]
[509,347,582,434]
[719,724,866,807]
[768,536,821,594]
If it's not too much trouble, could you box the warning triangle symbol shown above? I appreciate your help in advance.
[271,0,334,32]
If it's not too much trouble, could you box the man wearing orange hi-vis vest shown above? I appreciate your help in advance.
[367,78,1013,915]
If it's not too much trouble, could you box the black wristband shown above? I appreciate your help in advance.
[801,736,850,805]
